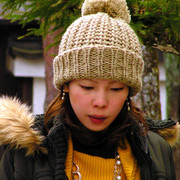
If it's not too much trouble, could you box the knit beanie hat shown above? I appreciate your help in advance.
[53,0,144,96]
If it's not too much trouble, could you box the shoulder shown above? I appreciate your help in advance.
[146,131,171,150]
[0,144,55,180]
[0,145,34,180]
[146,130,174,170]
[146,131,176,179]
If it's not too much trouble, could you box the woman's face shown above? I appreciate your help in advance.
[67,79,129,131]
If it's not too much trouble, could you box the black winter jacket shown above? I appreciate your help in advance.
[0,99,178,180]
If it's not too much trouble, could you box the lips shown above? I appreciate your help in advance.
[89,115,107,124]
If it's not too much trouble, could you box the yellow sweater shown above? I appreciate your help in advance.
[65,134,140,180]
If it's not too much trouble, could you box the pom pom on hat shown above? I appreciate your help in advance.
[81,0,131,23]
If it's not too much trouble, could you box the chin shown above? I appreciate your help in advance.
[87,126,108,132]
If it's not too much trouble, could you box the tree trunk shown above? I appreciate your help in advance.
[133,46,162,120]
[172,143,180,180]
[164,53,180,179]
[43,30,63,109]
[164,53,180,119]
[142,47,161,120]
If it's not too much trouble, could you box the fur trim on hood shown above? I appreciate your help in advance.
[0,96,47,155]
[0,96,179,155]
[154,124,180,147]
[147,117,180,147]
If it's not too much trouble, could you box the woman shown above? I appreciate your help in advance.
[0,0,178,179]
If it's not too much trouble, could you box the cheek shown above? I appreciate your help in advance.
[110,97,126,113]
[69,91,89,110]
[69,92,79,105]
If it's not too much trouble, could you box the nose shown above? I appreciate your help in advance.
[92,90,108,108]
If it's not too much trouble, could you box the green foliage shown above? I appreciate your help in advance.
[0,0,82,44]
[127,0,180,54]
[0,0,179,53]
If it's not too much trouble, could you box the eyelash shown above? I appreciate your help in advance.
[110,88,123,91]
[80,85,93,90]
[80,86,123,91]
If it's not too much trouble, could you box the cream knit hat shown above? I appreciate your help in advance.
[53,0,144,96]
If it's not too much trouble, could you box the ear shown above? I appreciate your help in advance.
[64,84,69,92]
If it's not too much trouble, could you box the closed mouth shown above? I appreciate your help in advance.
[89,115,106,119]
[88,115,107,124]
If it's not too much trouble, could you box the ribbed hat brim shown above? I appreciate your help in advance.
[53,45,144,96]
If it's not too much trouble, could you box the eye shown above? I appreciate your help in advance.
[111,87,124,91]
[80,85,94,90]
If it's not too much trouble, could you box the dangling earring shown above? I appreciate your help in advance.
[127,99,130,111]
[61,89,66,100]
